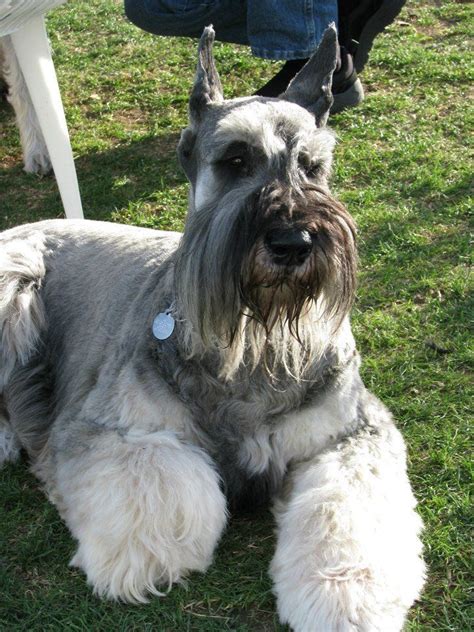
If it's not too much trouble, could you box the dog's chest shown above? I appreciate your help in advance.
[153,341,340,511]
[183,377,301,512]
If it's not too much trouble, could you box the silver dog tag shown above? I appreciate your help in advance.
[152,312,175,340]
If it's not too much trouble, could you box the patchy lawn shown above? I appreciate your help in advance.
[1,1,472,629]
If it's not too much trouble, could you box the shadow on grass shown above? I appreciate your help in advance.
[0,132,185,230]
[0,456,285,630]
[78,133,185,219]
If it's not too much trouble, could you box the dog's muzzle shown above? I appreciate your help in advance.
[265,228,313,267]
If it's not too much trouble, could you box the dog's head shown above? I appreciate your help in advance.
[175,26,357,378]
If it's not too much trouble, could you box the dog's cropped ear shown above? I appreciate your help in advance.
[281,24,338,127]
[190,25,224,123]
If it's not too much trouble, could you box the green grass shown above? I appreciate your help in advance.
[0,1,472,629]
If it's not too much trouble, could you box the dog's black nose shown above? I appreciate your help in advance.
[265,229,313,266]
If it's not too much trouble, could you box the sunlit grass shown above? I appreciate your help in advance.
[0,1,472,629]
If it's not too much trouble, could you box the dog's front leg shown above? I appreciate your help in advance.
[50,426,227,602]
[271,395,425,632]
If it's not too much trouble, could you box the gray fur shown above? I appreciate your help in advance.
[0,26,359,503]
[189,25,224,122]
[0,27,425,623]
[281,23,338,126]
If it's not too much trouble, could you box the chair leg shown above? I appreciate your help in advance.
[10,15,83,219]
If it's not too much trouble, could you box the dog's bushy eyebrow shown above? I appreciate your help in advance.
[212,104,290,156]
[293,129,336,161]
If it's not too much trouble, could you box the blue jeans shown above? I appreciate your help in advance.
[124,0,338,60]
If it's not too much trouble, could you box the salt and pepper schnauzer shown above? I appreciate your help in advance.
[0,26,425,631]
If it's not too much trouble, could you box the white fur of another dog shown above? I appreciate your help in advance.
[1,36,51,174]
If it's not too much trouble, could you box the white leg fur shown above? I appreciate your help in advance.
[54,429,227,602]
[1,36,51,175]
[271,423,426,632]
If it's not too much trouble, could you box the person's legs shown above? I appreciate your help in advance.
[247,0,362,110]
[338,0,407,73]
[124,0,339,58]
[124,0,353,106]
[247,0,338,61]
[124,0,248,44]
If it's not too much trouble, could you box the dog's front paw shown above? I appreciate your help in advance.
[23,147,52,176]
[273,565,408,632]
[271,423,425,631]
[57,430,227,602]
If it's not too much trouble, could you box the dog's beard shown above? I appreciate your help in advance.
[175,184,357,380]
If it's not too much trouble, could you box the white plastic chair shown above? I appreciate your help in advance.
[1,1,83,218]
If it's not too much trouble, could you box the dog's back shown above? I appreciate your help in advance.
[0,220,180,461]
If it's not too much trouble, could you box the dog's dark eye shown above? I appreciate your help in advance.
[217,141,251,175]
[226,155,245,168]
[218,154,249,176]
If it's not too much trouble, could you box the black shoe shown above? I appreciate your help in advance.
[255,48,364,113]
[338,0,407,73]
[332,46,364,113]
